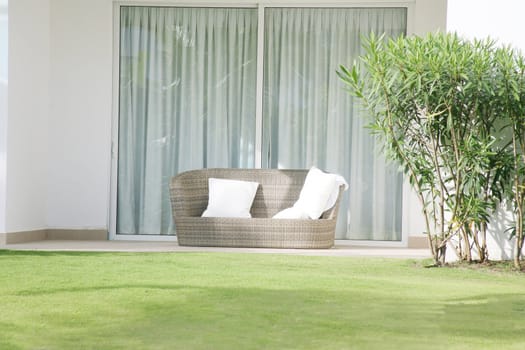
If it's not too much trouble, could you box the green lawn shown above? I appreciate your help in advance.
[0,251,524,350]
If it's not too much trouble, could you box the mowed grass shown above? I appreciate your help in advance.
[0,251,524,350]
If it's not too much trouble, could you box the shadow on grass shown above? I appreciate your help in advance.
[5,280,525,350]
[2,249,525,349]
[440,294,525,337]
[15,283,191,296]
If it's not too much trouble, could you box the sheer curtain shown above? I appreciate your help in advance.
[117,7,257,235]
[263,8,406,240]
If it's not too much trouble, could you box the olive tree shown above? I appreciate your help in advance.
[338,33,513,266]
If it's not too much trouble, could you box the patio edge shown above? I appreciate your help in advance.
[0,229,108,245]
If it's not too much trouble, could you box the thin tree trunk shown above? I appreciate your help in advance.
[462,228,472,262]
[514,205,523,271]
[480,222,488,262]
[512,130,523,270]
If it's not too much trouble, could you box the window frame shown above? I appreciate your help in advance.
[109,1,415,246]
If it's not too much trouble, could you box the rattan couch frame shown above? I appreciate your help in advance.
[169,168,343,249]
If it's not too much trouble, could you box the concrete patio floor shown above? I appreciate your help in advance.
[1,240,431,259]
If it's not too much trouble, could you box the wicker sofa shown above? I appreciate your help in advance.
[169,168,344,249]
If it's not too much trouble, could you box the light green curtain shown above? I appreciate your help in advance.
[117,7,257,235]
[263,8,406,240]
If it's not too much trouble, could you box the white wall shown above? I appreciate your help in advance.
[47,0,113,229]
[0,0,7,233]
[448,0,525,53]
[446,0,525,260]
[5,0,49,232]
[0,0,6,79]
[413,0,448,36]
[4,0,447,236]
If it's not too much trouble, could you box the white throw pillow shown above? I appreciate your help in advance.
[325,174,349,210]
[272,206,310,219]
[294,167,337,219]
[273,167,348,220]
[201,178,259,218]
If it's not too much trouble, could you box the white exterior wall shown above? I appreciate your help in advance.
[4,0,447,239]
[446,0,525,260]
[47,0,113,229]
[413,0,447,36]
[0,0,7,233]
[5,0,49,232]
[448,0,525,53]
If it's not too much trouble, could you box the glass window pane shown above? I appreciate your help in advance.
[263,8,406,240]
[117,7,257,235]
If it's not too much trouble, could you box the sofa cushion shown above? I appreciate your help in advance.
[272,206,310,219]
[295,167,338,219]
[201,178,259,218]
[273,167,347,220]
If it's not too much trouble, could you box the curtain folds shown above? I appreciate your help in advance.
[117,7,257,235]
[117,6,406,241]
[263,8,406,240]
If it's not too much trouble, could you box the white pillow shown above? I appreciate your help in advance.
[294,167,337,219]
[326,174,349,210]
[201,178,259,218]
[272,206,310,219]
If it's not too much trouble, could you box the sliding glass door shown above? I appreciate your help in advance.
[263,8,406,240]
[115,5,407,241]
[117,7,257,235]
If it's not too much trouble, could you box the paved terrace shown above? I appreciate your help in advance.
[1,240,430,259]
